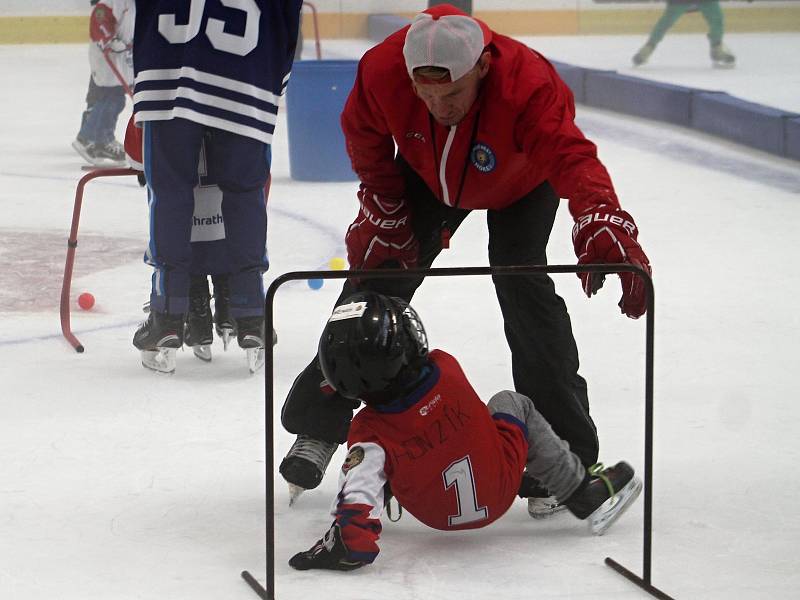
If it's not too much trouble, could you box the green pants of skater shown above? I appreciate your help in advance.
[647,1,725,47]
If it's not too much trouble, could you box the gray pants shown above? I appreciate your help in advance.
[488,390,585,501]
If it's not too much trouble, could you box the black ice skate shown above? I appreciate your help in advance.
[71,136,96,164]
[73,136,126,167]
[280,434,338,505]
[236,315,267,373]
[710,43,735,69]
[93,139,126,164]
[565,461,642,535]
[234,315,277,373]
[132,311,184,374]
[211,275,236,350]
[632,43,655,67]
[519,475,567,519]
[185,276,213,362]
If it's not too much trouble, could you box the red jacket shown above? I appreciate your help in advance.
[341,22,619,218]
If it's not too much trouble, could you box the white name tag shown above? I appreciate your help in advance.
[329,301,367,322]
[190,185,226,242]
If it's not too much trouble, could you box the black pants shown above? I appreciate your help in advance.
[281,160,599,467]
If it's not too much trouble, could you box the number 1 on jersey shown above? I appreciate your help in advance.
[443,456,488,527]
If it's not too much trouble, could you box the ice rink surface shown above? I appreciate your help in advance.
[1,32,799,600]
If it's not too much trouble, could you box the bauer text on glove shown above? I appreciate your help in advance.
[572,207,652,319]
[345,185,418,271]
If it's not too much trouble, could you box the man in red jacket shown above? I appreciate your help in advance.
[289,292,642,570]
[280,4,651,517]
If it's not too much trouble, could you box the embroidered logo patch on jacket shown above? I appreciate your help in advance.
[470,142,496,173]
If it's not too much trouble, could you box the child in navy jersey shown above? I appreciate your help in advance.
[130,0,302,371]
[125,116,272,373]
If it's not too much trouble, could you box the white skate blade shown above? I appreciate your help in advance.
[140,348,177,374]
[587,476,643,536]
[288,483,306,506]
[221,328,233,351]
[385,496,403,522]
[247,347,265,373]
[712,61,735,70]
[192,345,212,362]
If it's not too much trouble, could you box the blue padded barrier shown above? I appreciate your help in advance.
[295,17,799,165]
[558,63,798,160]
[550,60,587,104]
[366,21,799,160]
[368,14,411,42]
[786,118,800,161]
[584,70,693,127]
[690,92,798,156]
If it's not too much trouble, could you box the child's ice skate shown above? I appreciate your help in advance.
[133,311,184,374]
[185,277,213,362]
[279,434,338,505]
[710,43,735,69]
[565,462,642,535]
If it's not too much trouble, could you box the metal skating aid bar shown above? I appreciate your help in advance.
[242,264,675,599]
[606,557,675,600]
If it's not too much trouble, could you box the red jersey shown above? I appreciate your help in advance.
[331,350,528,564]
[341,15,619,218]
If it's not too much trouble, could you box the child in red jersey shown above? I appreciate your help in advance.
[72,0,134,166]
[289,292,642,571]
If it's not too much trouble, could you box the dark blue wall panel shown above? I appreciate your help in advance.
[784,117,800,161]
[357,23,800,161]
[691,92,794,156]
[550,60,587,104]
[584,70,693,127]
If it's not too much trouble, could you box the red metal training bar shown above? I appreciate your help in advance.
[60,167,139,353]
[241,264,676,600]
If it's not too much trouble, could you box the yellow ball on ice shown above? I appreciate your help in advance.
[329,257,346,270]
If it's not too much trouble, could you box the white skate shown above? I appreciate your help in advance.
[140,348,177,374]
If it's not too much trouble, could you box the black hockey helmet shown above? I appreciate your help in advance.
[318,292,429,404]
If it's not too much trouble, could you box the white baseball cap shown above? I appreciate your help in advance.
[402,6,492,83]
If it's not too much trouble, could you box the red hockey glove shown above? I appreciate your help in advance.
[89,3,117,45]
[572,207,652,319]
[124,115,143,170]
[289,524,366,571]
[345,185,418,271]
